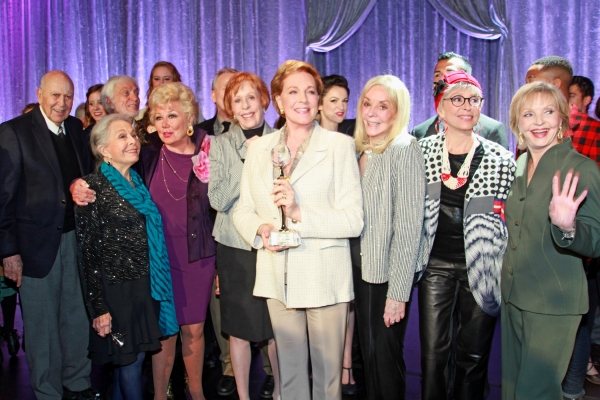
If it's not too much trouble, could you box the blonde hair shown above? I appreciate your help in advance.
[355,75,411,154]
[148,82,199,124]
[509,81,570,150]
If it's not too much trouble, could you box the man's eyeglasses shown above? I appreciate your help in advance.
[443,95,484,107]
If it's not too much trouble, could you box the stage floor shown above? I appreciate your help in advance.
[2,288,600,399]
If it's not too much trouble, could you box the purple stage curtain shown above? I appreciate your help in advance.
[314,0,600,153]
[2,0,600,155]
[0,0,308,124]
[427,0,514,140]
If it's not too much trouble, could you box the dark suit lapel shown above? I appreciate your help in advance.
[426,117,438,137]
[31,107,62,181]
[65,117,87,175]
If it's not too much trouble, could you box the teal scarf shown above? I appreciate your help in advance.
[101,161,178,336]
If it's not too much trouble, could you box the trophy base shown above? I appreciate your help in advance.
[268,230,301,247]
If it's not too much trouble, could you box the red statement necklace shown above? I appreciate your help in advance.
[441,135,479,190]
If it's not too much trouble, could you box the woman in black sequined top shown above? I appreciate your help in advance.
[75,114,163,400]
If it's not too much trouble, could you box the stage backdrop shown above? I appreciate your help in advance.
[1,0,599,153]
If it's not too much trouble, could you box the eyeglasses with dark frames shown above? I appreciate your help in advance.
[443,95,484,108]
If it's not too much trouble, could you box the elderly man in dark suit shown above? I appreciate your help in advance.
[412,52,509,149]
[197,67,238,138]
[0,71,98,400]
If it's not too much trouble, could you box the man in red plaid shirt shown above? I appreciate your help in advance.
[524,56,600,165]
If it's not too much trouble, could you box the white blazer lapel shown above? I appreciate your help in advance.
[289,126,329,185]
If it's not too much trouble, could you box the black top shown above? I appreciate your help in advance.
[49,129,82,232]
[83,123,94,147]
[242,123,265,139]
[430,143,483,262]
[75,171,150,318]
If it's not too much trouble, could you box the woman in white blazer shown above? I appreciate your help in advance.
[233,60,363,400]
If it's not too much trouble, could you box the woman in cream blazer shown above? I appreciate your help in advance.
[233,60,363,400]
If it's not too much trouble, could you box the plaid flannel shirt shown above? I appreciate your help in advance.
[569,105,600,166]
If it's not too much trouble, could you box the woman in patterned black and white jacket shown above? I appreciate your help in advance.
[416,70,516,400]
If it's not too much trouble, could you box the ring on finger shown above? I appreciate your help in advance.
[282,192,287,199]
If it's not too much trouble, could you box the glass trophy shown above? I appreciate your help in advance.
[111,332,126,347]
[269,144,301,247]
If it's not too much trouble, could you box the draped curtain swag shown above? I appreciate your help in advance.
[304,0,378,63]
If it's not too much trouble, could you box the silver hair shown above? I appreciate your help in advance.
[90,113,133,168]
[39,70,73,91]
[443,82,483,99]
[101,75,138,113]
[212,67,238,90]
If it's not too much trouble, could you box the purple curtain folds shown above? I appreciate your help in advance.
[0,0,308,124]
[304,0,377,63]
[427,0,514,147]
[427,0,508,39]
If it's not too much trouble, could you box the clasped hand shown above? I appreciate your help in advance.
[271,178,301,222]
[70,178,96,206]
[92,313,112,337]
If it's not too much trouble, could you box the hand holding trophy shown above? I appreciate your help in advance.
[269,143,301,248]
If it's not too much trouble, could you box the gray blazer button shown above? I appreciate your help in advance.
[191,233,197,238]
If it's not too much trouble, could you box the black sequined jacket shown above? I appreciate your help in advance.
[75,171,150,319]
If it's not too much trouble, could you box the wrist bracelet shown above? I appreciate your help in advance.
[559,226,576,241]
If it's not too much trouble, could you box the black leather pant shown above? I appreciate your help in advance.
[351,238,412,400]
[418,257,497,400]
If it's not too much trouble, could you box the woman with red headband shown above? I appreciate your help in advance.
[416,71,516,399]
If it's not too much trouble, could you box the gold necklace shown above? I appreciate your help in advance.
[161,147,188,201]
[162,147,189,183]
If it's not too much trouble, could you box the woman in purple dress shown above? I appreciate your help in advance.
[139,82,216,400]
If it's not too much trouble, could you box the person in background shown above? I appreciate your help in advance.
[412,51,508,149]
[198,68,238,137]
[502,81,600,400]
[233,60,363,400]
[563,76,600,399]
[569,76,595,115]
[137,62,203,147]
[197,66,241,397]
[317,73,356,395]
[352,74,426,399]
[76,114,175,400]
[417,70,515,400]
[21,103,38,114]
[74,103,86,125]
[83,84,107,142]
[209,71,279,400]
[101,75,141,125]
[0,262,19,362]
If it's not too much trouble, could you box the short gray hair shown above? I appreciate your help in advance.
[101,75,138,113]
[90,114,133,168]
[212,67,238,90]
